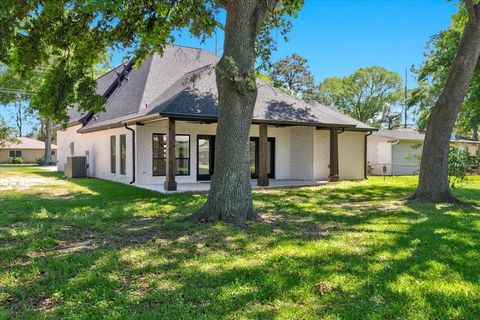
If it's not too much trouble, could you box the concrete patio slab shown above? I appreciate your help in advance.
[135,179,329,194]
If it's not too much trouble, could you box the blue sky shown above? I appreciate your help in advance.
[2,1,459,134]
[113,0,458,87]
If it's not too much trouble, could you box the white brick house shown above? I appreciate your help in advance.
[56,46,375,192]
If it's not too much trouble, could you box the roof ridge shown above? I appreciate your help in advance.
[171,44,218,57]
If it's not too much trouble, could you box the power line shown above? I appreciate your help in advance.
[0,87,35,96]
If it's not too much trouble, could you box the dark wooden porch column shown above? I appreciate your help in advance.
[257,123,269,186]
[164,118,177,191]
[328,128,339,182]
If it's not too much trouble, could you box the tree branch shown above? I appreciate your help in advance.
[264,0,276,13]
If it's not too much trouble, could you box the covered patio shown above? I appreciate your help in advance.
[145,117,344,192]
[136,179,329,194]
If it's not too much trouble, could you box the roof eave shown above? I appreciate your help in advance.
[159,111,370,129]
[77,122,124,133]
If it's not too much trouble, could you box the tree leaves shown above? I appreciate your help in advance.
[318,66,403,127]
[270,53,317,102]
[415,6,480,139]
[0,0,301,124]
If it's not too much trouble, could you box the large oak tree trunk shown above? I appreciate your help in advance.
[411,1,480,202]
[191,0,278,227]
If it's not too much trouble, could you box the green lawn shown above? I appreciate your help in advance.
[1,167,480,319]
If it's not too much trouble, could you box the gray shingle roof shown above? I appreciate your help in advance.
[373,129,426,141]
[309,102,375,130]
[373,129,480,144]
[79,46,218,132]
[144,66,375,129]
[74,45,375,132]
[65,107,90,126]
[65,62,130,125]
[95,62,130,97]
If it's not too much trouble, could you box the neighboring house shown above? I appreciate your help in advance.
[454,137,480,155]
[368,129,479,176]
[0,137,57,163]
[56,46,375,191]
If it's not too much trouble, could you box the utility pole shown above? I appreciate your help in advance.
[404,68,408,129]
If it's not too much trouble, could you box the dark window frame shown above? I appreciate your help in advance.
[120,134,126,175]
[196,135,215,181]
[9,150,22,158]
[249,137,275,179]
[110,135,116,174]
[152,133,191,176]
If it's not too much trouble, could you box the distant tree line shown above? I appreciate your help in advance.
[265,54,407,129]
[267,37,480,141]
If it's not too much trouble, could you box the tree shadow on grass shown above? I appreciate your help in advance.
[2,170,480,319]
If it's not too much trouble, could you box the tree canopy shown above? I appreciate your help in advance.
[269,53,317,101]
[0,1,301,124]
[317,66,403,127]
[413,7,480,139]
[0,65,42,136]
[0,117,16,148]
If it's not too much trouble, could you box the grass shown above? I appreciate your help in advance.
[1,166,480,319]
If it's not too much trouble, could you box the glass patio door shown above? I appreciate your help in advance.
[196,135,275,181]
[197,135,215,181]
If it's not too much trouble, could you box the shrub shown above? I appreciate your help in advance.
[9,157,24,164]
[35,157,45,166]
[469,153,480,166]
[448,146,472,188]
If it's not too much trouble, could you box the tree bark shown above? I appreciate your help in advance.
[15,100,23,137]
[411,1,480,202]
[44,117,53,165]
[191,0,278,227]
